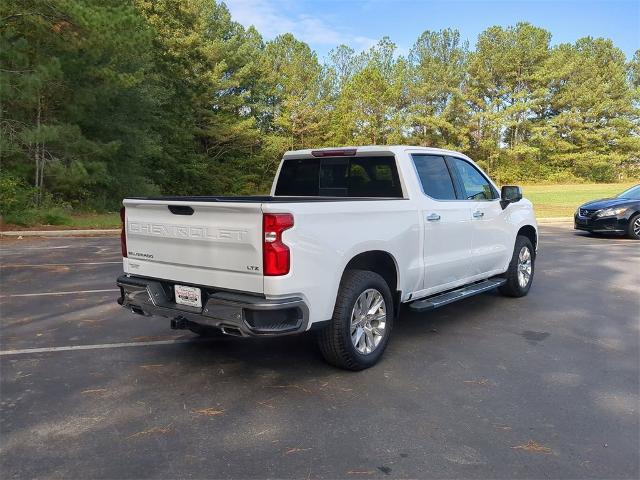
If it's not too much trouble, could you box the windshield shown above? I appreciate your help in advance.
[617,185,640,200]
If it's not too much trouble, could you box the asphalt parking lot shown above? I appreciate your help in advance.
[1,225,638,479]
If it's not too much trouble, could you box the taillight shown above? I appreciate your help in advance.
[263,213,293,276]
[120,206,127,258]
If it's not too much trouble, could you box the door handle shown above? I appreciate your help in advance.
[473,210,484,218]
[426,213,441,221]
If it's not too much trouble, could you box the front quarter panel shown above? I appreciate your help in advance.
[506,198,538,251]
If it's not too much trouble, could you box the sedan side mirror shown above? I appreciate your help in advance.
[500,185,523,210]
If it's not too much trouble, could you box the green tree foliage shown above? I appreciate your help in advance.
[629,50,640,90]
[1,3,638,218]
[466,23,552,177]
[331,38,409,145]
[535,38,639,181]
[136,0,269,195]
[1,0,163,210]
[408,28,469,150]
[262,33,326,150]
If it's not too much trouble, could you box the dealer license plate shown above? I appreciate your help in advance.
[174,285,202,308]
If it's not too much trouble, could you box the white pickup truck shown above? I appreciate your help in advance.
[117,146,537,370]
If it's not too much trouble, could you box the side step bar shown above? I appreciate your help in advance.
[409,278,506,312]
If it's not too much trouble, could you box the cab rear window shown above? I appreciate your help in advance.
[275,156,403,198]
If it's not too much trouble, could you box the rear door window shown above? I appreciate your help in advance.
[275,156,402,198]
[411,154,457,200]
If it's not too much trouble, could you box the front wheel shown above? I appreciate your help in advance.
[499,235,535,297]
[628,214,640,240]
[317,270,394,370]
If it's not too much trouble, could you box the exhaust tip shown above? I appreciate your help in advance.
[220,326,243,337]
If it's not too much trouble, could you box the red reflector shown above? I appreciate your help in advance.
[263,213,294,276]
[120,206,127,258]
[311,148,357,157]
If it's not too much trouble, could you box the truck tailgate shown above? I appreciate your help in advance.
[122,199,264,293]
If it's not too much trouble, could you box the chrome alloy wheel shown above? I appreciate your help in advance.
[350,288,387,355]
[517,246,532,288]
[633,217,640,237]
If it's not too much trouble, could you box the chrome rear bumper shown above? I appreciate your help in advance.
[116,275,309,336]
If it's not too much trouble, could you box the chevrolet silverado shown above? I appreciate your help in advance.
[117,146,538,370]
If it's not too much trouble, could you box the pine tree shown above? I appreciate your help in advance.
[537,38,638,181]
[407,28,469,149]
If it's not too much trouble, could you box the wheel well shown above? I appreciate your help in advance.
[518,225,538,252]
[342,250,400,317]
[343,250,398,293]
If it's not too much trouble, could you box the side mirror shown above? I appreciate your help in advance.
[500,185,522,210]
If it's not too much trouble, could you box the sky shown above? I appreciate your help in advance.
[225,0,639,61]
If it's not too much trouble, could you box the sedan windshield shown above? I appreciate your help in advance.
[618,185,640,200]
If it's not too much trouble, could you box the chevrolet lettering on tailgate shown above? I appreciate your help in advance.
[128,221,247,242]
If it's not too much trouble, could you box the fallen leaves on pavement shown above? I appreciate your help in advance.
[191,407,225,417]
[464,378,490,385]
[81,388,107,394]
[127,424,172,439]
[511,440,553,454]
[285,447,312,454]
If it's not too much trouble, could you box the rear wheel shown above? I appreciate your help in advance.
[628,214,640,240]
[317,270,394,370]
[499,235,535,297]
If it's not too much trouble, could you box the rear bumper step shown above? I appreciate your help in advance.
[117,275,309,337]
[409,278,506,312]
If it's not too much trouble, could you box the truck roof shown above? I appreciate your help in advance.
[283,145,472,160]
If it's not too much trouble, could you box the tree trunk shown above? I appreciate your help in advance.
[40,141,45,196]
[34,94,42,204]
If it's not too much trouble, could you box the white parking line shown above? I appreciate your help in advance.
[0,245,71,251]
[0,245,118,255]
[0,288,119,298]
[0,339,195,356]
[1,261,122,268]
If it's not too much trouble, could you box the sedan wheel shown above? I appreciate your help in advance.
[630,215,640,240]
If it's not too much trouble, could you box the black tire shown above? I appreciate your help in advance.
[187,322,224,337]
[627,213,640,240]
[498,235,535,298]
[317,270,394,371]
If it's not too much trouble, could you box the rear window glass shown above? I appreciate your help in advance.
[275,156,403,198]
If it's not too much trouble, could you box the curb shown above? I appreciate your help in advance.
[1,229,119,238]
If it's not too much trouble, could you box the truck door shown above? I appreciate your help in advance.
[446,156,511,277]
[412,154,473,292]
